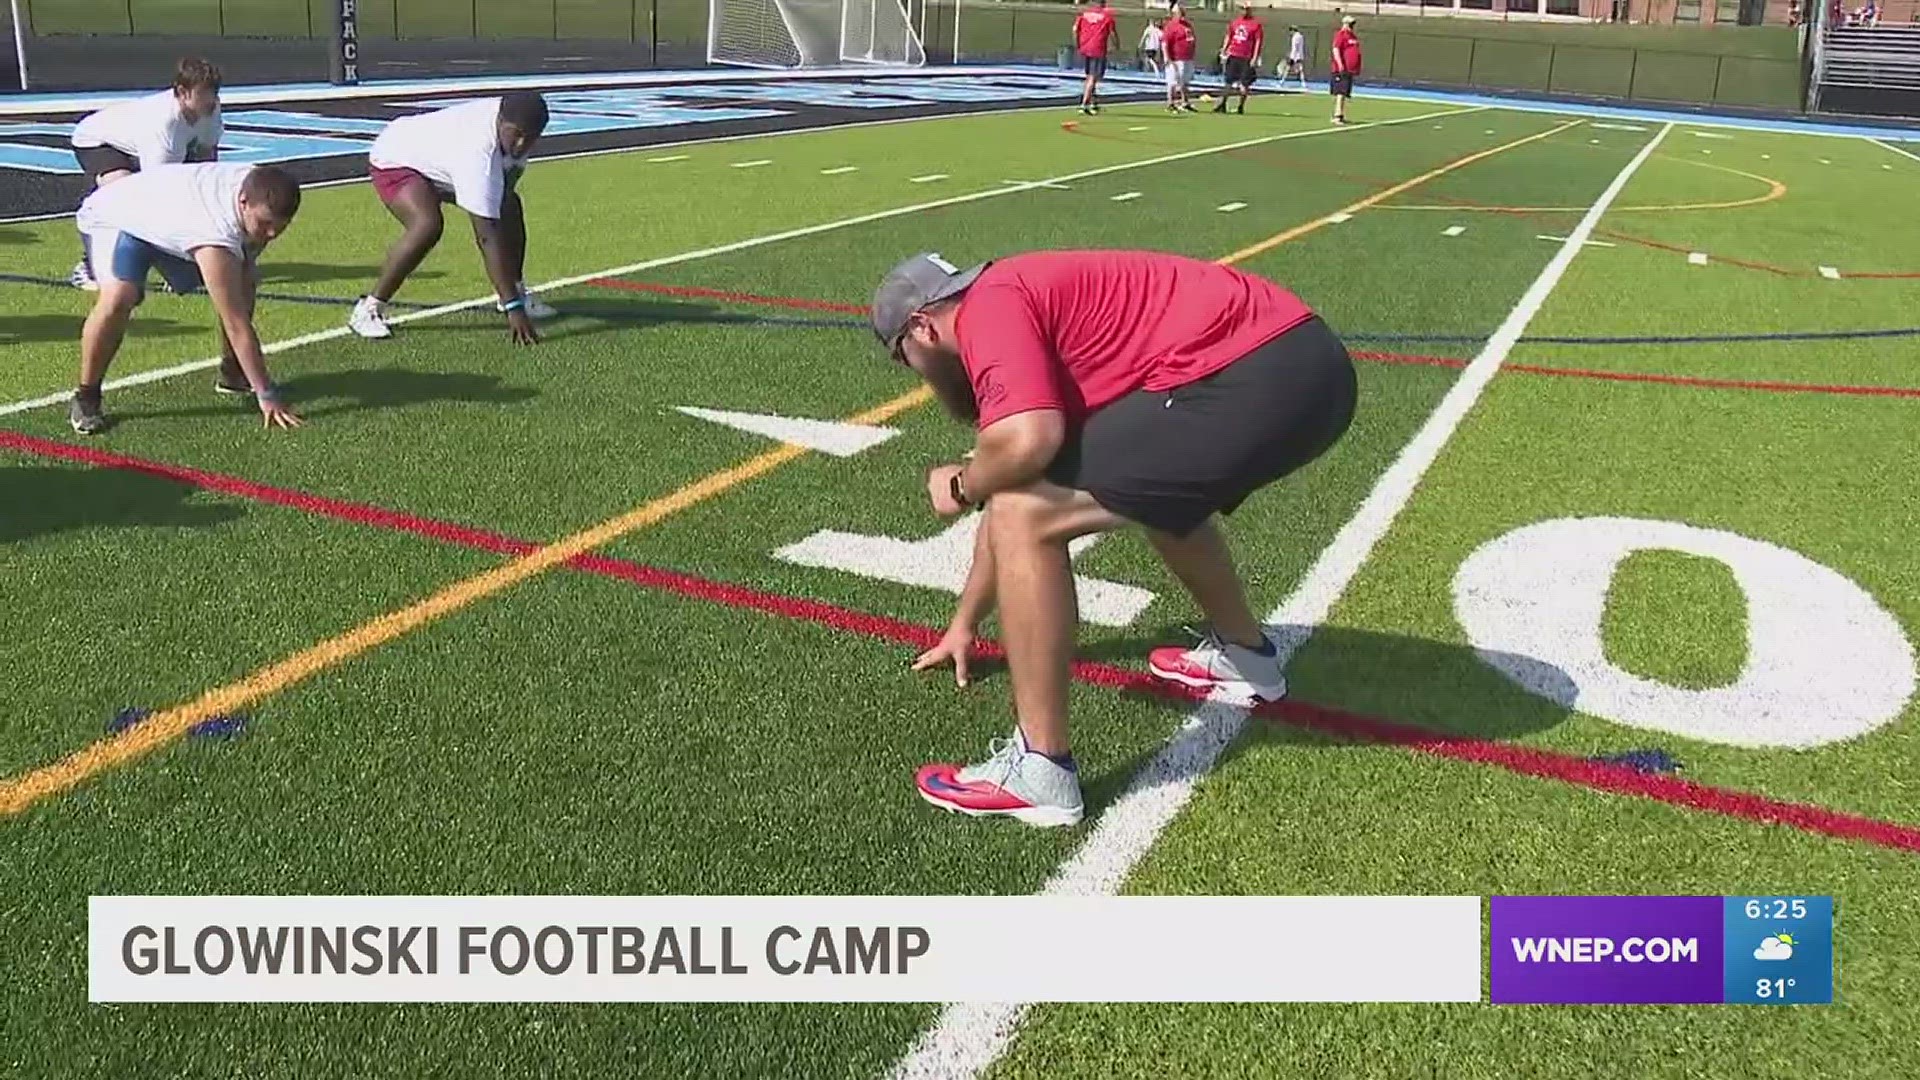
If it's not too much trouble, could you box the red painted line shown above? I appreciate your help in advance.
[586,277,867,315]
[1595,229,1800,276]
[566,282,1920,402]
[4,428,1919,854]
[1353,349,1468,370]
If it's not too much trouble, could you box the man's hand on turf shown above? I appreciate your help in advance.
[911,625,976,688]
[258,397,303,430]
[507,309,539,345]
[928,463,968,517]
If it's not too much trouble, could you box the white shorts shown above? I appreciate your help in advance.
[1164,60,1194,89]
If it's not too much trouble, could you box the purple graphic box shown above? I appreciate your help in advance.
[1491,896,1725,1004]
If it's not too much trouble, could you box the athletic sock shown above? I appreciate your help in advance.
[1038,751,1078,773]
[1237,635,1277,658]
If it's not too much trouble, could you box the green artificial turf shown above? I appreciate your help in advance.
[3,97,1917,1079]
[1603,548,1749,690]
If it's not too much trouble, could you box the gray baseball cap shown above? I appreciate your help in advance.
[870,252,990,356]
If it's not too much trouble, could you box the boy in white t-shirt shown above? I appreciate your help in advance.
[70,163,305,435]
[1138,19,1164,75]
[1281,25,1309,90]
[66,57,224,291]
[351,92,552,345]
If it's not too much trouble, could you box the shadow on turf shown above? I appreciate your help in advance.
[0,465,244,542]
[1,314,200,346]
[0,226,35,246]
[128,368,539,422]
[1062,622,1578,811]
[256,263,445,288]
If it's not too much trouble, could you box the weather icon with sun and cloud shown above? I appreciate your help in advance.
[1754,934,1796,961]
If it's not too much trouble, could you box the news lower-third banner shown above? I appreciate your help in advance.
[87,895,1833,1004]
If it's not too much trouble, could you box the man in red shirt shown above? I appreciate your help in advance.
[1161,3,1199,113]
[1072,0,1120,116]
[1331,15,1362,124]
[1213,1,1265,115]
[871,250,1358,826]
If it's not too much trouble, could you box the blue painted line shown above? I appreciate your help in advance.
[12,271,1910,346]
[108,706,249,740]
[1348,326,1920,346]
[0,271,435,310]
[1587,748,1683,774]
[0,271,862,331]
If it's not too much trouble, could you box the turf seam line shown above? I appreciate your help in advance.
[888,121,1673,1080]
[0,102,1479,418]
[5,427,1916,862]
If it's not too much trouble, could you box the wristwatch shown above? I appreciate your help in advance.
[950,469,973,508]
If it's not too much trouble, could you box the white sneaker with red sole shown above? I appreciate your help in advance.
[1148,630,1287,705]
[916,729,1084,828]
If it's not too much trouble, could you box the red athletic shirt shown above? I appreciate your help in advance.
[1223,16,1264,60]
[1333,27,1362,73]
[953,251,1315,429]
[1162,18,1196,61]
[1074,8,1116,58]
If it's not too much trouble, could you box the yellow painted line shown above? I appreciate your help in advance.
[0,387,931,818]
[1214,119,1584,267]
[2,122,1553,817]
[1386,157,1786,215]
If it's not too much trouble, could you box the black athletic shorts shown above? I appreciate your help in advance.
[1330,72,1356,96]
[1082,54,1108,78]
[73,144,139,182]
[1223,56,1257,86]
[1042,316,1357,536]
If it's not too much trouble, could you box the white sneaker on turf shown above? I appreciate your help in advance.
[916,728,1085,828]
[520,285,558,320]
[349,296,393,339]
[70,259,98,292]
[1148,629,1287,705]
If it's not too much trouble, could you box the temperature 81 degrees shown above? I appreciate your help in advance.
[1756,977,1798,999]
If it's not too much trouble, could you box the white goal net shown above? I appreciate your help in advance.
[707,0,925,69]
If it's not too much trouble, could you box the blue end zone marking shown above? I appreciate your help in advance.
[223,110,392,135]
[5,64,1913,140]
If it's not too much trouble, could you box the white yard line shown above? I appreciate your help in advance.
[1109,191,1143,202]
[1443,225,1466,236]
[0,104,1481,417]
[1874,138,1920,166]
[886,121,1673,1080]
[1216,201,1247,212]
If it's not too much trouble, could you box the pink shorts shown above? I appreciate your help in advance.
[370,165,447,206]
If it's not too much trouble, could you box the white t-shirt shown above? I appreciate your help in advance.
[369,97,527,220]
[76,161,253,261]
[1141,25,1164,50]
[70,89,223,170]
[1289,31,1306,61]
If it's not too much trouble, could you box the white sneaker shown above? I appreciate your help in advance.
[1148,629,1287,705]
[520,285,558,320]
[349,296,392,339]
[915,728,1085,828]
[70,259,99,292]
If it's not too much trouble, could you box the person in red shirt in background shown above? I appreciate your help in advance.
[1213,0,1265,115]
[871,250,1358,827]
[1161,3,1199,113]
[1331,14,1363,124]
[1072,0,1121,116]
